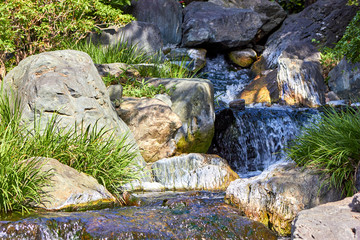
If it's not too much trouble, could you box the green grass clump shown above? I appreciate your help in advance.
[0,91,139,214]
[136,59,198,79]
[286,107,360,196]
[64,40,151,65]
[121,78,170,98]
[0,94,49,214]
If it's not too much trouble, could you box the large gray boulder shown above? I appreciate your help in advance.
[209,0,286,40]
[32,157,116,211]
[3,50,147,172]
[182,2,262,48]
[116,97,182,162]
[225,162,342,236]
[328,58,360,100]
[147,78,215,154]
[263,0,358,69]
[292,195,360,240]
[152,153,239,191]
[131,0,183,45]
[88,21,163,56]
[277,42,326,107]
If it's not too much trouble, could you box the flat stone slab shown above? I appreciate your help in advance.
[292,195,360,240]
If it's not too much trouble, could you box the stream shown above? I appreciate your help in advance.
[0,54,317,239]
[0,191,276,239]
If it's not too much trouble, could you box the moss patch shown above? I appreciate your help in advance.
[176,129,214,153]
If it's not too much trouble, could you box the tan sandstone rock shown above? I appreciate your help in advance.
[32,157,116,211]
[228,49,257,68]
[117,97,182,162]
[225,162,342,236]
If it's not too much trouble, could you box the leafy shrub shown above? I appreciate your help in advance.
[286,106,360,196]
[0,0,134,78]
[271,0,305,13]
[0,90,139,214]
[331,10,360,64]
[317,9,360,80]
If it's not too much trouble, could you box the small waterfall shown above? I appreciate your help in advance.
[202,54,319,178]
[210,107,318,177]
[201,54,252,105]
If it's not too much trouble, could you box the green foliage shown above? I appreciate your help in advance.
[348,0,359,6]
[64,40,151,65]
[332,10,360,64]
[25,116,140,196]
[0,0,134,76]
[317,10,360,79]
[136,59,199,79]
[102,0,132,7]
[0,92,49,214]
[271,0,305,13]
[286,107,360,197]
[0,90,139,214]
[122,78,170,98]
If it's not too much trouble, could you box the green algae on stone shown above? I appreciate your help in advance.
[176,128,214,153]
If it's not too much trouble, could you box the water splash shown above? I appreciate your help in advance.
[210,107,318,178]
[201,54,251,105]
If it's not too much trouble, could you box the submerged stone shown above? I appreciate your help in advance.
[0,192,277,239]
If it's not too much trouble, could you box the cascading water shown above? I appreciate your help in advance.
[201,54,252,105]
[203,54,319,177]
[209,107,318,177]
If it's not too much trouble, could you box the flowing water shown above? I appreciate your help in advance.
[202,54,252,106]
[0,192,276,239]
[203,54,318,177]
[0,53,317,239]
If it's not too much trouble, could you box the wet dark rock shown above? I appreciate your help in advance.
[328,58,360,101]
[263,0,358,68]
[229,99,245,111]
[131,0,183,45]
[182,2,262,48]
[209,0,287,40]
